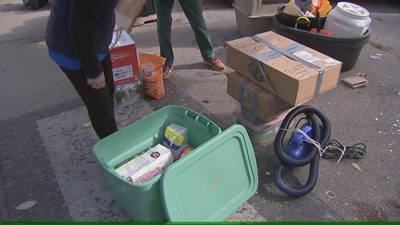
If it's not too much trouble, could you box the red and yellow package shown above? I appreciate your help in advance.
[139,53,166,100]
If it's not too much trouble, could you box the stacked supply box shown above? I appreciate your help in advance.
[226,31,342,141]
[227,72,291,142]
[234,0,285,36]
[227,72,291,122]
[235,0,284,16]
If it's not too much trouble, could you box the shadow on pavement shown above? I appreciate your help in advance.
[174,62,209,71]
[0,2,50,14]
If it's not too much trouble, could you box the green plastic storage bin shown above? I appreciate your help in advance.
[246,124,280,143]
[93,105,258,221]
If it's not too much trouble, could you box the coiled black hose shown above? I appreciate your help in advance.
[273,105,331,197]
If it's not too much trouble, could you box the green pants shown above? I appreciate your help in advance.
[154,0,214,66]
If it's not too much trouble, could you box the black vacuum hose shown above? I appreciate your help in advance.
[273,155,320,197]
[273,105,331,197]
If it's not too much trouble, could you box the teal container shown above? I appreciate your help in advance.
[93,105,258,221]
[246,124,280,143]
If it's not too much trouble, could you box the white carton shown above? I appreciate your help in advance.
[115,144,173,183]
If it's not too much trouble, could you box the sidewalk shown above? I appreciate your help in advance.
[0,0,400,221]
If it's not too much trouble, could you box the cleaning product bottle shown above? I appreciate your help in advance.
[311,0,332,17]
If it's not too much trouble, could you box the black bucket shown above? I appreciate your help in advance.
[272,16,371,71]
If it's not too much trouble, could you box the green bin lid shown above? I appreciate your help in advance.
[161,125,258,221]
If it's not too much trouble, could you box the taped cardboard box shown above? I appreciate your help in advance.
[115,0,147,32]
[226,31,342,106]
[227,72,292,121]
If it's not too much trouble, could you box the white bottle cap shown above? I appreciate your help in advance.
[337,2,369,19]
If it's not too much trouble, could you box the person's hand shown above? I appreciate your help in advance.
[87,72,105,89]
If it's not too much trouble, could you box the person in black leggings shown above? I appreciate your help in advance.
[46,0,119,138]
[60,53,117,139]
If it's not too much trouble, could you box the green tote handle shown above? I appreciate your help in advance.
[184,110,212,131]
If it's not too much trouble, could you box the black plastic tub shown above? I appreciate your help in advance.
[272,16,371,71]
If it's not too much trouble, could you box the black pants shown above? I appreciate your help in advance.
[61,53,117,139]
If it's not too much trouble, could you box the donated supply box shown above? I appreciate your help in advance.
[226,31,342,106]
[109,29,141,104]
[110,29,139,84]
[234,0,283,17]
[227,72,291,122]
[115,0,147,30]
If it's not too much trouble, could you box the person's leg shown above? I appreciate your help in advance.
[178,0,214,59]
[154,0,175,66]
[61,68,117,139]
[101,51,115,107]
[178,0,224,71]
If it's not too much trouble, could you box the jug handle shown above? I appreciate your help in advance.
[362,27,369,35]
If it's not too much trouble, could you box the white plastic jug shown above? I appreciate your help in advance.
[324,2,371,38]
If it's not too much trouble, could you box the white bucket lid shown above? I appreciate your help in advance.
[337,2,370,19]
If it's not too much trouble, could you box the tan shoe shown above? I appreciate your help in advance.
[204,57,225,71]
[163,64,173,80]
